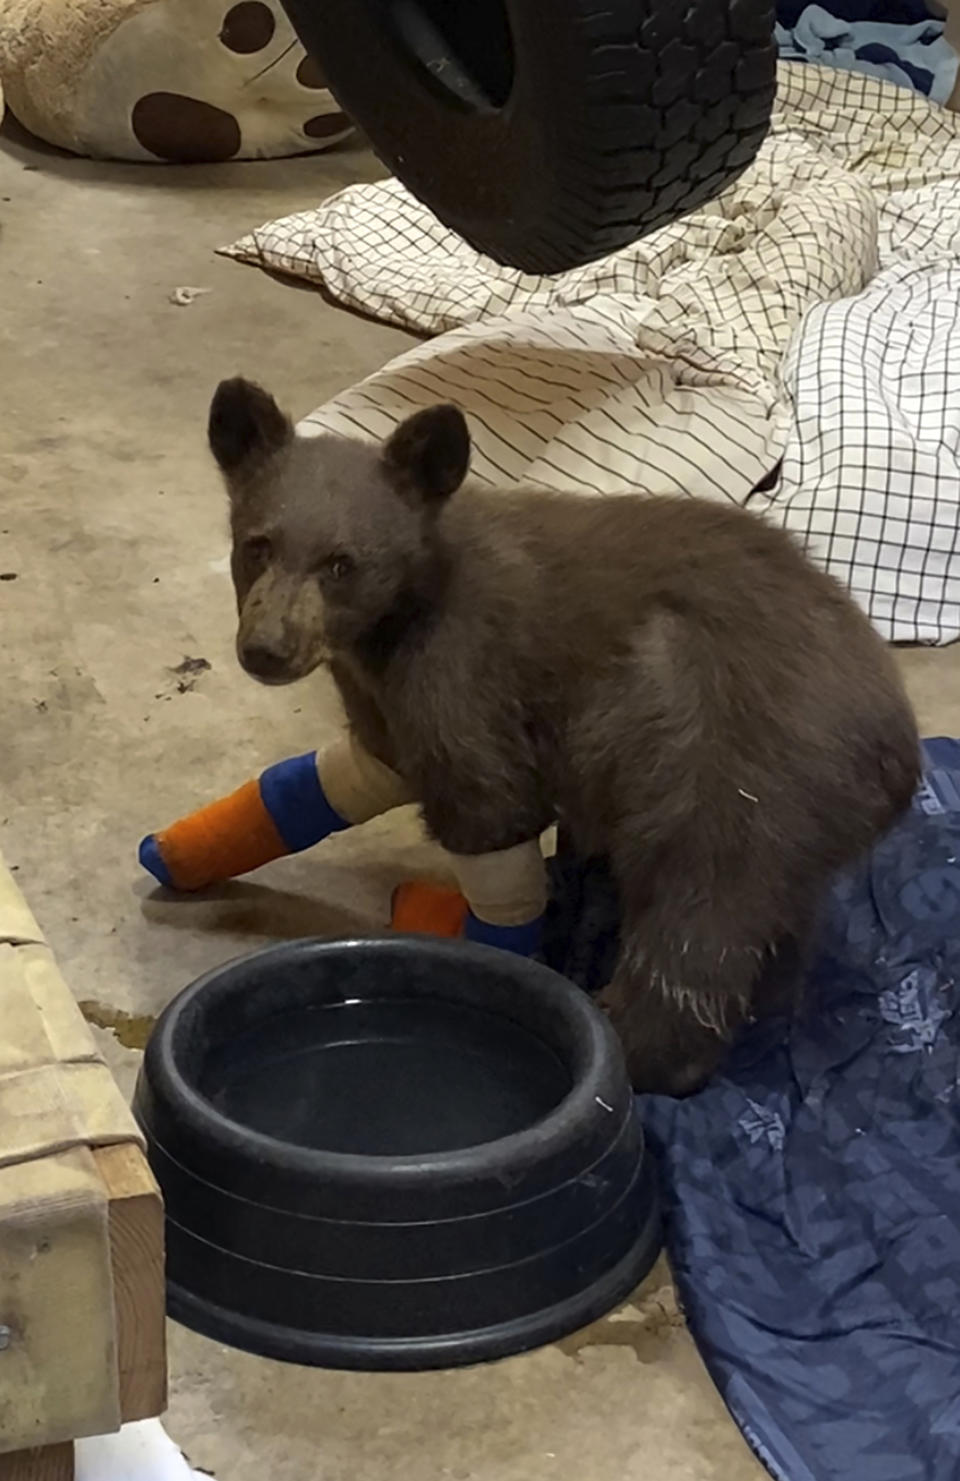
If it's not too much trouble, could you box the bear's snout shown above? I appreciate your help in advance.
[234,568,329,685]
[239,638,296,685]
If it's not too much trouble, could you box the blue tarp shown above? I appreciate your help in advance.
[544,739,960,1481]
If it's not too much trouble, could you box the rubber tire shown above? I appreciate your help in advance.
[280,0,777,273]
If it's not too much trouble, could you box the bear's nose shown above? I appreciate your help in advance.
[240,642,290,683]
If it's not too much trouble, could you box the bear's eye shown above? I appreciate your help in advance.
[326,553,354,582]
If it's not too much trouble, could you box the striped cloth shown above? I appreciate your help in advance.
[223,62,960,643]
[751,262,960,643]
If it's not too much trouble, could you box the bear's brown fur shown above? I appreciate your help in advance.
[210,379,920,1094]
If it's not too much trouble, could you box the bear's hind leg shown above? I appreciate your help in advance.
[598,907,796,1095]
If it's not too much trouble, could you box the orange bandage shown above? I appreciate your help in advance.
[140,741,410,894]
[391,882,469,938]
[145,779,289,893]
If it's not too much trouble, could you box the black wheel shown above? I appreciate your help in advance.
[279,0,777,273]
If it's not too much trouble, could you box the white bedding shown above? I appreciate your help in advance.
[751,260,960,643]
[224,62,960,643]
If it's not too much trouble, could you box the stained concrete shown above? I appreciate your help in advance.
[1,113,958,1481]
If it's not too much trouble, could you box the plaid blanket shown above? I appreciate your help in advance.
[224,63,960,642]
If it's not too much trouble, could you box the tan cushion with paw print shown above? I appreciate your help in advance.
[0,0,353,160]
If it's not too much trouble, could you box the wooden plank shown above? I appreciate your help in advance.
[94,1144,167,1422]
[0,1444,74,1481]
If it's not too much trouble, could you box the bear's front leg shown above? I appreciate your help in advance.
[139,736,413,892]
[415,767,551,957]
[451,842,548,956]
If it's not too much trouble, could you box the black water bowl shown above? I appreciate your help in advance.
[134,937,660,1371]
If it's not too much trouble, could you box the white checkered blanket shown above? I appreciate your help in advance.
[224,62,960,643]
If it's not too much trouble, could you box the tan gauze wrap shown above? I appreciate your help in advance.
[318,735,415,824]
[451,841,548,927]
[318,739,546,926]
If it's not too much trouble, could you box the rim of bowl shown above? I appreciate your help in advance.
[144,936,630,1192]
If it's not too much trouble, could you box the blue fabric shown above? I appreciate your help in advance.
[779,0,932,23]
[775,4,958,104]
[258,751,348,853]
[541,740,960,1481]
[464,910,544,957]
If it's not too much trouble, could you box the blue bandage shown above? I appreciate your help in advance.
[463,911,544,957]
[138,833,173,888]
[258,751,349,853]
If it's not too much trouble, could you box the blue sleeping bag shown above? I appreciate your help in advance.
[543,738,960,1481]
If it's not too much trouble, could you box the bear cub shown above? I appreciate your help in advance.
[209,378,920,1095]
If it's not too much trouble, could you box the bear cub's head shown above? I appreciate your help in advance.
[209,378,470,684]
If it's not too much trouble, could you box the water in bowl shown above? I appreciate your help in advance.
[199,997,571,1156]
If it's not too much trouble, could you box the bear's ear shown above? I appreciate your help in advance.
[208,378,292,477]
[382,405,470,506]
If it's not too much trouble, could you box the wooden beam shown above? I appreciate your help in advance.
[94,1143,167,1422]
[0,1443,74,1481]
[0,1151,163,1478]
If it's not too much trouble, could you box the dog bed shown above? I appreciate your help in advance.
[540,737,960,1481]
[0,0,352,161]
[223,62,960,642]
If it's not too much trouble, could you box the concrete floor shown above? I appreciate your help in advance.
[2,116,960,1481]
